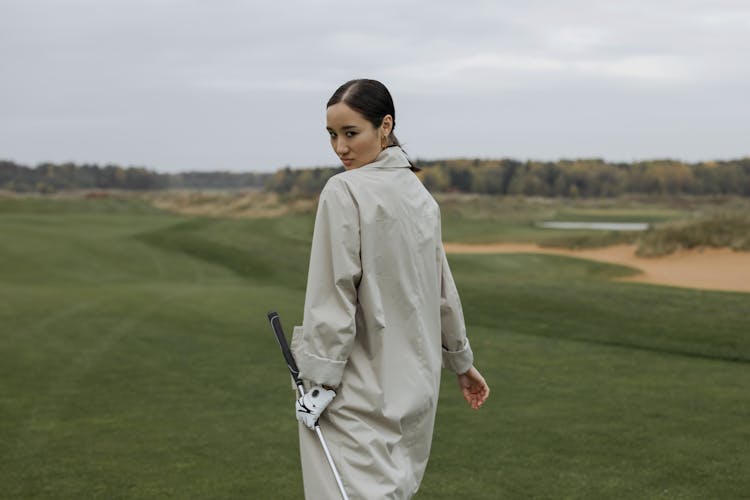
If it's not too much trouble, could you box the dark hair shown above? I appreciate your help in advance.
[327,79,401,148]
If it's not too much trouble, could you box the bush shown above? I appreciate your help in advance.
[636,212,750,256]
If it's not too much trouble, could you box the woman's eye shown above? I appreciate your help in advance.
[345,131,357,138]
[328,131,336,138]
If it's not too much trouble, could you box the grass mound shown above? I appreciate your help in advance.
[134,215,314,288]
[145,190,316,218]
[538,230,637,250]
[637,212,750,256]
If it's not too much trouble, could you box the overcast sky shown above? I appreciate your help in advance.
[2,0,749,172]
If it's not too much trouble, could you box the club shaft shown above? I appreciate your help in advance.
[314,425,349,500]
[268,312,349,500]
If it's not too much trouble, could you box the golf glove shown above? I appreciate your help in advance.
[296,385,336,429]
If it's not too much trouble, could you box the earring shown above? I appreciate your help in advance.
[381,134,388,149]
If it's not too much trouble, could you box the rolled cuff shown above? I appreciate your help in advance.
[442,338,474,374]
[296,350,347,387]
[291,325,348,387]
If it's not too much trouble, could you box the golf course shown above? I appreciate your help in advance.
[1,193,748,499]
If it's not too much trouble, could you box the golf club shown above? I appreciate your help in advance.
[267,311,349,500]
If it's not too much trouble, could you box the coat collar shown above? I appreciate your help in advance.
[363,146,412,169]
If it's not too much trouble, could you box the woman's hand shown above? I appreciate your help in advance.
[457,366,489,410]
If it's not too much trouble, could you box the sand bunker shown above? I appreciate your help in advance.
[444,243,750,294]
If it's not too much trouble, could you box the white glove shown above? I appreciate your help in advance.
[296,385,336,429]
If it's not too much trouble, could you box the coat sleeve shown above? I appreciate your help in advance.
[438,242,474,374]
[295,177,362,387]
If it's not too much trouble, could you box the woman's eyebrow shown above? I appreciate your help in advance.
[327,124,359,131]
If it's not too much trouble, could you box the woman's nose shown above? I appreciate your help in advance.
[334,138,348,154]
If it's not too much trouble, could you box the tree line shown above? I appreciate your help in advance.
[266,157,750,197]
[3,157,749,197]
[0,160,270,193]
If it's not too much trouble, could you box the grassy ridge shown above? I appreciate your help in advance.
[637,212,750,256]
[1,196,749,498]
[135,215,314,288]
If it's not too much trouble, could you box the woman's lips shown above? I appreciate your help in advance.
[341,158,353,167]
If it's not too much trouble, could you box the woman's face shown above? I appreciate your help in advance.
[326,102,392,170]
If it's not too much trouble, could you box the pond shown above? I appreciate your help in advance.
[537,221,650,231]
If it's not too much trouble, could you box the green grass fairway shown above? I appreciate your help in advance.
[1,196,748,499]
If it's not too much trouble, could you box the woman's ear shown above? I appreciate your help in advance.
[381,114,394,136]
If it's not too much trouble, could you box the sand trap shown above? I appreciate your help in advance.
[444,243,750,294]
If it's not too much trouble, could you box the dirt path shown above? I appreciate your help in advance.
[444,243,750,293]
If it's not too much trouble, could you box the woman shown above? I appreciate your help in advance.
[291,79,489,499]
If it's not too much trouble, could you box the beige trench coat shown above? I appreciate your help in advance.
[291,146,474,499]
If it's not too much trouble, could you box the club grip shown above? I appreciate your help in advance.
[268,311,302,386]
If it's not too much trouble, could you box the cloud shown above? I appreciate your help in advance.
[573,55,693,81]
[384,52,693,96]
